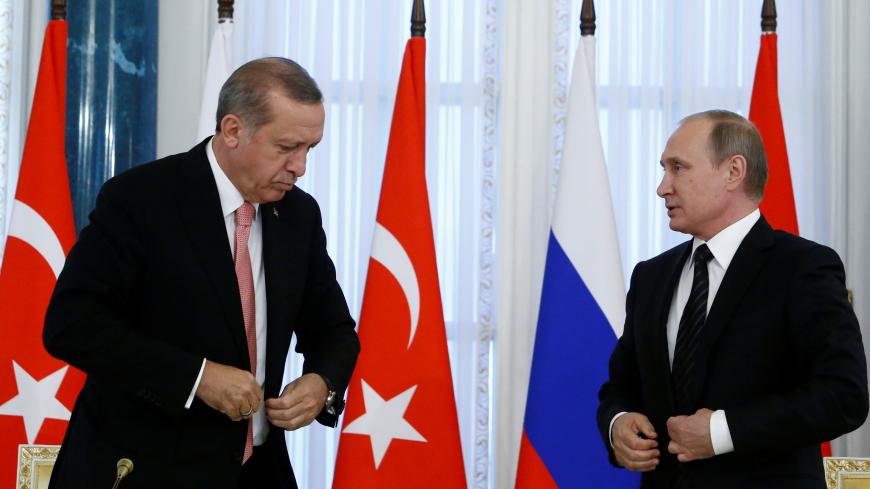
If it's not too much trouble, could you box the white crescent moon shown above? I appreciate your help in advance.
[7,199,66,279]
[371,222,420,349]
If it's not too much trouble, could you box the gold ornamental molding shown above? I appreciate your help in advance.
[825,456,870,489]
[17,445,60,489]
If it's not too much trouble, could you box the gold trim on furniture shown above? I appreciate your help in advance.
[825,457,870,489]
[17,445,60,489]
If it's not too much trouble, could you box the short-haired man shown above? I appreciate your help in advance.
[598,110,868,488]
[44,57,360,489]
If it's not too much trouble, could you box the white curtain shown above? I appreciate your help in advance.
[0,0,46,264]
[840,0,870,460]
[231,1,497,487]
[0,0,14,261]
[495,2,557,488]
[497,0,851,486]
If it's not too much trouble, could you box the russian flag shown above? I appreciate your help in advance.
[515,35,639,488]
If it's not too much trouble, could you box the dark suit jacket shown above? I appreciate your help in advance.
[598,216,868,489]
[43,139,360,489]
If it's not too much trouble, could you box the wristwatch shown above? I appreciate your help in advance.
[318,374,337,415]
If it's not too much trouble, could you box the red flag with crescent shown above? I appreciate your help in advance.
[750,32,831,457]
[332,37,467,488]
[0,20,85,486]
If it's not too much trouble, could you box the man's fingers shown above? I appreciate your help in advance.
[613,414,661,473]
[266,407,315,431]
[625,457,659,472]
[265,392,300,410]
[622,447,660,463]
[615,433,659,473]
[614,427,657,451]
[634,418,658,439]
[668,440,687,455]
[622,433,658,450]
[616,448,659,472]
[266,397,319,422]
[246,390,262,413]
[677,452,695,462]
[266,382,323,431]
[196,360,264,422]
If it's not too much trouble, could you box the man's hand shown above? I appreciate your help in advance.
[612,412,660,472]
[265,373,328,431]
[195,360,262,422]
[667,408,715,462]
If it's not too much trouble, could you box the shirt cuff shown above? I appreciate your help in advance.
[710,409,734,455]
[185,359,207,409]
[609,411,629,448]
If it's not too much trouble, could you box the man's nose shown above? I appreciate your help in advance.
[286,153,306,178]
[656,175,670,198]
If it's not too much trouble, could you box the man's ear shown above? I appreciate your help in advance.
[219,114,244,148]
[725,154,747,191]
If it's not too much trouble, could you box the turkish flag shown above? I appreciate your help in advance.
[750,33,830,457]
[0,20,85,486]
[332,37,467,488]
[749,33,799,236]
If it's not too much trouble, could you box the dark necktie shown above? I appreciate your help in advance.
[672,244,714,413]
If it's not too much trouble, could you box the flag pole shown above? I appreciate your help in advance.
[761,0,777,34]
[411,0,426,37]
[218,0,234,23]
[580,0,595,37]
[51,0,65,20]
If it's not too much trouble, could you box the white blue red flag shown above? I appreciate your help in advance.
[197,20,233,140]
[515,35,638,488]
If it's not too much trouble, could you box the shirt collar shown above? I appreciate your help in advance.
[692,208,760,270]
[206,137,259,219]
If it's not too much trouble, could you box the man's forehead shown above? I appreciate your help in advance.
[664,119,712,151]
[675,117,714,139]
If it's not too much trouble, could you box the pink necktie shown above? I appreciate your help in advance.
[234,202,256,464]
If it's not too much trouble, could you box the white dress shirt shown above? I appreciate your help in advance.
[184,138,269,446]
[611,209,760,456]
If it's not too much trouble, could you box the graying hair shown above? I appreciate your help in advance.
[681,110,768,201]
[215,57,323,133]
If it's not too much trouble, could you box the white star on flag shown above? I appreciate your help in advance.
[0,361,71,443]
[342,379,426,468]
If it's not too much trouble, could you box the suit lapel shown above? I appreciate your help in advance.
[176,140,250,368]
[260,197,301,398]
[687,217,774,408]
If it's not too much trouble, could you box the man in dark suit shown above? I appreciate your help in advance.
[597,110,868,488]
[43,57,360,489]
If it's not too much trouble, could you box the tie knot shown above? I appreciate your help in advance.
[693,244,713,265]
[236,202,255,227]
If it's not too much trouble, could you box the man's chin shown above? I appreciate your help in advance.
[259,189,290,203]
[668,219,687,234]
